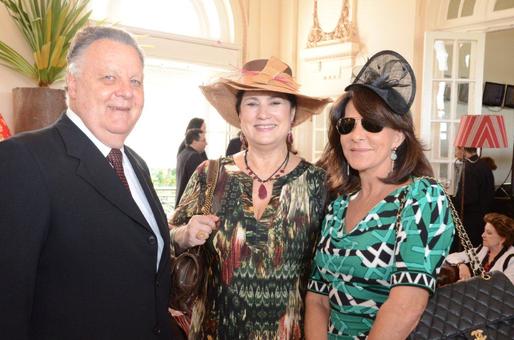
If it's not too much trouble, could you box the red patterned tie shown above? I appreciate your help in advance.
[107,149,131,194]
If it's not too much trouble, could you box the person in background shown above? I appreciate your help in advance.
[481,156,497,171]
[225,130,244,156]
[0,26,177,338]
[175,128,208,206]
[0,113,11,141]
[445,212,514,284]
[306,50,455,339]
[452,146,495,247]
[177,117,207,159]
[170,56,330,339]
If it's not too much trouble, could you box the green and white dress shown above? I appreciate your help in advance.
[308,177,455,339]
[172,157,326,340]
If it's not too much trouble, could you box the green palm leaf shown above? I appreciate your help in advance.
[0,0,91,87]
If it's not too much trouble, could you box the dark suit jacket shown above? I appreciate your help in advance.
[225,137,242,156]
[175,146,207,206]
[453,155,495,247]
[0,115,172,339]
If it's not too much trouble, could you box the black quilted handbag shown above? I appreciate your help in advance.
[409,271,514,339]
[403,177,514,339]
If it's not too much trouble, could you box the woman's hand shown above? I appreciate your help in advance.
[171,214,219,252]
[458,263,472,281]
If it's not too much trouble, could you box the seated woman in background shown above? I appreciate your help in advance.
[170,57,330,339]
[445,212,514,284]
[305,50,455,340]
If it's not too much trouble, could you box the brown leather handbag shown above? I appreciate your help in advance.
[169,159,220,315]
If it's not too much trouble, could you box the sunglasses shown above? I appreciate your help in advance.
[336,117,384,135]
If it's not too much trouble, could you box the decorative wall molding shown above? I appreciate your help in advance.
[306,0,356,48]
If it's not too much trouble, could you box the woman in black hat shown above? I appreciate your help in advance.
[305,51,455,339]
[169,56,330,339]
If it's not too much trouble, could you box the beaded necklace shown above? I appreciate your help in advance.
[244,149,290,199]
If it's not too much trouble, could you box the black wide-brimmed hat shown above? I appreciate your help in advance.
[345,50,416,115]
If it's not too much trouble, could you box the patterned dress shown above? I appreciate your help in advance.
[171,157,326,339]
[308,177,454,339]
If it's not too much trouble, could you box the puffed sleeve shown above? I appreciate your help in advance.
[391,178,455,295]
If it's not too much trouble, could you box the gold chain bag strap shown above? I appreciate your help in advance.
[394,177,514,339]
[169,159,220,315]
[394,177,486,278]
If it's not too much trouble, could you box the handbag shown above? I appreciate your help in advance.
[169,159,220,315]
[395,177,514,340]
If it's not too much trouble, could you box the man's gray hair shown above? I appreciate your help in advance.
[67,26,144,74]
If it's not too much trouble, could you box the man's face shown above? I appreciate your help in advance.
[66,39,144,148]
[455,147,464,159]
[193,133,207,153]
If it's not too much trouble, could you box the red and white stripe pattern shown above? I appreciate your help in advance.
[454,114,508,148]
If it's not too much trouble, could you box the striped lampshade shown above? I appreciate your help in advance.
[454,115,508,148]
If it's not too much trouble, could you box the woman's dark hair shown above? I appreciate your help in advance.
[484,213,514,248]
[317,87,433,199]
[185,118,205,132]
[481,156,497,171]
[235,90,297,152]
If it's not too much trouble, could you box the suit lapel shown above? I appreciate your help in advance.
[125,148,171,271]
[125,148,169,235]
[56,115,152,232]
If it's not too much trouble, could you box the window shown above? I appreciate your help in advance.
[446,0,476,19]
[421,32,485,192]
[494,0,514,11]
[90,0,235,42]
[89,0,240,215]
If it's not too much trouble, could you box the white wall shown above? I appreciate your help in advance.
[482,28,514,186]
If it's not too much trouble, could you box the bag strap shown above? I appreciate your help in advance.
[199,159,220,215]
[394,188,409,233]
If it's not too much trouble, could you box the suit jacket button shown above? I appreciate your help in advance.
[156,280,160,287]
[148,235,156,245]
[153,326,161,335]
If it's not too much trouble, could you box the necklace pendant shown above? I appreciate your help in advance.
[258,183,267,199]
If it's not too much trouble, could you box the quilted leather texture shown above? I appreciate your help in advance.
[409,271,514,339]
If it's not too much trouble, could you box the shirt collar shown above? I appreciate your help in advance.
[66,109,124,157]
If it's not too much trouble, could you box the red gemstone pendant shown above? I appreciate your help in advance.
[258,183,267,199]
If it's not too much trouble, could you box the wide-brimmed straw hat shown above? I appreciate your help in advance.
[345,50,416,115]
[200,57,331,128]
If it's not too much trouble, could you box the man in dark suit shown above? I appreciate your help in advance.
[225,131,243,156]
[453,146,495,248]
[0,26,177,339]
[175,128,207,206]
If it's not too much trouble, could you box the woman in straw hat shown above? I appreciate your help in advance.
[305,51,455,339]
[169,57,331,339]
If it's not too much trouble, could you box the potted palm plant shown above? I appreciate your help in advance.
[0,0,91,133]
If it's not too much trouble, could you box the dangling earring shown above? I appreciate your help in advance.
[346,162,350,176]
[390,147,398,172]
[240,132,248,149]
[287,130,293,145]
